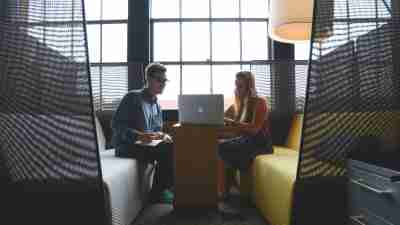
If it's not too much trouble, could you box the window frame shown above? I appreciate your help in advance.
[85,0,128,111]
[149,0,270,109]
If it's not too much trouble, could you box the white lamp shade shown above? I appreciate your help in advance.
[269,0,314,43]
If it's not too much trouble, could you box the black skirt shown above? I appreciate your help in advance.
[218,133,273,171]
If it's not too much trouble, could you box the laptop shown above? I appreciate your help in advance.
[178,94,224,126]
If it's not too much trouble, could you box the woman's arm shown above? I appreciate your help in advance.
[224,105,235,119]
[223,105,236,126]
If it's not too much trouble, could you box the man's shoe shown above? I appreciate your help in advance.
[159,189,174,204]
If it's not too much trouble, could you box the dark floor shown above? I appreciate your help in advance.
[132,196,269,225]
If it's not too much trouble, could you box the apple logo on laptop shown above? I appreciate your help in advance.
[197,106,204,113]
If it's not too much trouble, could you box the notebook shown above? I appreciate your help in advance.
[178,94,224,126]
[135,139,163,147]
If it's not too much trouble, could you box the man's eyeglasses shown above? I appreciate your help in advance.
[151,76,168,83]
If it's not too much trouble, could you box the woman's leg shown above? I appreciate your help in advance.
[218,137,254,200]
[224,167,237,194]
[218,137,255,171]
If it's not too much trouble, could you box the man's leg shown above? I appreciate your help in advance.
[145,142,174,202]
[157,142,174,190]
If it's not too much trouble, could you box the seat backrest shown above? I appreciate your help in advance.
[94,115,107,151]
[285,114,303,151]
[96,110,114,149]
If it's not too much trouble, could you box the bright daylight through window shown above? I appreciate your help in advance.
[151,0,269,109]
[85,0,128,111]
[84,0,309,111]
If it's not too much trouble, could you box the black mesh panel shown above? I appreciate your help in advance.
[0,1,108,225]
[298,0,400,178]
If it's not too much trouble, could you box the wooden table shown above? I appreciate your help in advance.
[172,123,225,211]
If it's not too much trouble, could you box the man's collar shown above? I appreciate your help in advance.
[142,88,157,103]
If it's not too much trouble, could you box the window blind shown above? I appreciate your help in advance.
[251,61,308,113]
[90,64,128,111]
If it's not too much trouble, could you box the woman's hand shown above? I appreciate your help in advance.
[218,125,240,139]
[219,120,251,138]
[225,118,249,128]
[218,131,237,139]
[224,117,238,126]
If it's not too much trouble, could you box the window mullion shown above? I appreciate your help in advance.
[179,0,183,95]
[239,0,243,66]
[149,22,154,62]
[150,0,270,104]
[100,0,103,110]
[209,0,213,94]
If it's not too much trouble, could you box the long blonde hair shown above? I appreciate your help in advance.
[233,71,257,121]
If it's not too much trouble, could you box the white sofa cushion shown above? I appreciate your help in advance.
[95,115,106,151]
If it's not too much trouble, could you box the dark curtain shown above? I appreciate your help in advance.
[0,1,109,225]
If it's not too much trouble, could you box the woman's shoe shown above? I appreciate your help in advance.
[218,192,232,202]
[218,201,245,221]
[218,185,241,202]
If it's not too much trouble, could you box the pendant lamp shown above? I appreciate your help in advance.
[269,0,314,43]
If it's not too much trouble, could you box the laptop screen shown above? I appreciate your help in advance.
[178,94,224,126]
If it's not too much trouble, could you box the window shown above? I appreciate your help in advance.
[85,0,128,111]
[334,0,392,19]
[150,0,269,109]
[295,42,310,111]
[295,42,311,60]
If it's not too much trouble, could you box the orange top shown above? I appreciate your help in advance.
[224,97,270,137]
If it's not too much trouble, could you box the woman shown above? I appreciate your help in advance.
[218,71,273,198]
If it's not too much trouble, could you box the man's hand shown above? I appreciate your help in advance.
[154,132,173,143]
[162,133,173,143]
[137,132,158,143]
[154,132,165,140]
[137,132,173,144]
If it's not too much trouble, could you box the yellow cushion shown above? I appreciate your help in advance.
[253,151,299,225]
[239,114,303,225]
[273,146,298,156]
[285,114,303,151]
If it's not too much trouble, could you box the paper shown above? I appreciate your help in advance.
[135,139,163,147]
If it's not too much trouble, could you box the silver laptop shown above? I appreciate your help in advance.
[178,94,224,126]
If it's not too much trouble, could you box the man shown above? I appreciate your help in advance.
[111,63,174,203]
